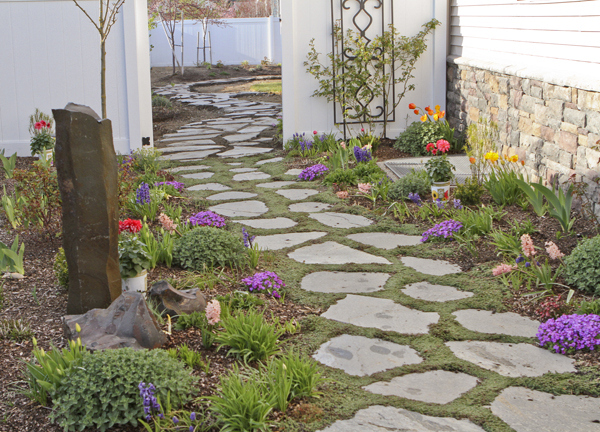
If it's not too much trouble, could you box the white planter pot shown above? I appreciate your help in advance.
[431,181,451,201]
[37,149,53,161]
[121,270,148,293]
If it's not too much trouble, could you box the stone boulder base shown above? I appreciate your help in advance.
[62,291,167,351]
[148,280,207,316]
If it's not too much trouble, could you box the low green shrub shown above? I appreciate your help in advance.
[152,95,172,108]
[53,248,69,289]
[323,168,357,189]
[50,348,195,432]
[388,169,431,201]
[577,299,600,315]
[453,176,486,205]
[394,121,444,156]
[174,226,245,271]
[565,236,600,295]
[352,160,384,184]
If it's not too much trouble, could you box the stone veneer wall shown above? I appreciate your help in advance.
[446,60,600,210]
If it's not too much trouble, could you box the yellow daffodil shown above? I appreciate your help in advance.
[484,151,499,162]
[433,114,439,121]
[509,155,518,163]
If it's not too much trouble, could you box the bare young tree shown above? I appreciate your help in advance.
[73,0,126,119]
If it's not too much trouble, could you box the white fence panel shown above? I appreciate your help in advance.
[150,17,282,67]
[281,0,448,140]
[0,0,153,156]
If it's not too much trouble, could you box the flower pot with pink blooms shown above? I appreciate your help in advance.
[29,116,55,158]
[424,139,455,201]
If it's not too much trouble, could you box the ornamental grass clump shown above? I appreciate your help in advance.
[421,220,463,242]
[298,164,328,181]
[537,314,600,354]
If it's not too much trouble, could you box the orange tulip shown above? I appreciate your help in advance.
[425,106,430,111]
[435,105,441,112]
[440,111,446,118]
[469,157,476,164]
[408,103,416,109]
[414,109,420,115]
[521,160,525,166]
[420,115,427,122]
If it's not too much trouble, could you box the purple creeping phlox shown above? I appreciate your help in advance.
[408,192,422,206]
[242,271,285,298]
[421,219,463,242]
[537,314,600,354]
[138,382,164,421]
[188,211,226,228]
[299,164,329,181]
[353,146,372,163]
[155,181,185,192]
[242,227,255,248]
[136,182,151,205]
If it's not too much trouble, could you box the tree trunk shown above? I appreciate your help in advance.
[101,39,107,119]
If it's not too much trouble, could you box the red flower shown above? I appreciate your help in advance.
[34,121,43,131]
[414,109,419,115]
[40,120,47,127]
[119,218,142,234]
[436,139,451,153]
[361,128,365,132]
[426,143,435,153]
[313,130,317,135]
[408,103,416,109]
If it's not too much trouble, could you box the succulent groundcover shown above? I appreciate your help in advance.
[537,314,600,354]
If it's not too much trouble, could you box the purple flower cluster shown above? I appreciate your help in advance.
[155,181,185,192]
[188,211,226,228]
[299,164,329,181]
[242,227,255,248]
[139,382,163,421]
[453,198,463,209]
[300,139,313,153]
[537,314,600,354]
[421,219,463,242]
[435,199,445,209]
[241,271,285,298]
[408,192,422,206]
[136,182,151,205]
[353,146,372,163]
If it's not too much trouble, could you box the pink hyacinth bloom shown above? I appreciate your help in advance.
[358,183,371,194]
[492,263,516,276]
[205,299,221,325]
[545,241,565,260]
[521,234,536,257]
[336,191,348,199]
[158,213,177,233]
[436,139,450,153]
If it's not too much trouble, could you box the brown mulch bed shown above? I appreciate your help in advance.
[151,65,281,87]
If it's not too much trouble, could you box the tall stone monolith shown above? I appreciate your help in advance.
[53,103,121,314]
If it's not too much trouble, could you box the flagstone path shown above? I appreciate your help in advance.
[155,82,598,432]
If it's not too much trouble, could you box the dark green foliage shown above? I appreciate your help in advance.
[388,169,431,201]
[216,291,265,314]
[564,236,600,295]
[351,160,385,184]
[174,226,245,271]
[394,121,443,156]
[323,168,357,189]
[273,351,324,400]
[454,176,486,205]
[119,236,152,279]
[53,247,69,289]
[50,348,195,432]
[577,299,600,315]
[174,311,206,331]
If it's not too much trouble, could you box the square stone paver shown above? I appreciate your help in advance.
[209,200,268,218]
[254,232,327,250]
[301,271,390,294]
[347,233,421,249]
[402,282,474,302]
[276,189,319,200]
[232,217,297,230]
[289,242,390,265]
[452,310,539,338]
[309,212,373,229]
[401,257,462,276]
[313,334,422,377]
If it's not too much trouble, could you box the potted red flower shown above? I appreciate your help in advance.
[424,139,455,200]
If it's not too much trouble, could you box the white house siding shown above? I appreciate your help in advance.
[0,0,153,156]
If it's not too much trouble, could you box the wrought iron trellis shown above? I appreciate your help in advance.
[330,0,395,139]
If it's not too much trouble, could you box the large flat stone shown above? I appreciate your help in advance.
[322,295,439,334]
[238,126,269,133]
[276,189,319,200]
[229,167,257,173]
[254,232,327,250]
[256,157,283,165]
[364,370,479,404]
[289,202,332,212]
[180,172,214,180]
[206,191,258,201]
[159,149,220,161]
[232,172,271,181]
[402,282,474,302]
[289,242,391,265]
[223,133,259,143]
[313,334,422,377]
[169,165,210,173]
[160,136,216,143]
[309,212,373,229]
[209,200,269,218]
[401,257,462,276]
[159,145,223,153]
[301,271,390,294]
[284,168,303,176]
[217,147,273,158]
[445,341,577,377]
[317,406,485,432]
[257,181,296,189]
[452,310,540,338]
[491,387,600,432]
[187,183,231,192]
[347,233,421,249]
[232,217,297,230]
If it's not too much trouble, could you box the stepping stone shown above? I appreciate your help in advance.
[238,126,269,133]
[209,200,269,218]
[452,310,540,338]
[229,168,257,173]
[301,271,390,294]
[276,189,319,201]
[257,181,296,189]
[309,212,373,229]
[159,149,220,161]
[232,217,297,230]
[289,202,332,213]
[223,133,259,143]
[256,157,283,165]
[232,172,271,181]
[187,183,231,192]
[180,172,214,180]
[168,165,210,173]
[254,232,328,250]
[218,147,273,158]
[160,145,223,153]
[400,257,462,276]
[313,334,422,377]
[160,136,216,143]
[491,387,600,432]
[347,233,421,249]
[284,168,303,176]
[364,370,479,404]
[445,341,576,377]
[317,406,485,432]
[402,282,474,302]
[289,242,391,265]
[322,295,439,334]
[206,191,258,201]
[210,124,248,132]
[227,162,242,166]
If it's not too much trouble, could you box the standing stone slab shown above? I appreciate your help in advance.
[53,104,121,314]
[402,282,474,302]
[322,295,439,334]
[317,406,486,432]
[232,217,298,230]
[364,370,479,404]
[301,271,390,294]
[401,256,462,276]
[289,242,391,265]
[452,310,540,338]
[313,334,422,377]
[445,341,577,377]
[309,212,373,229]
[276,189,319,200]
[491,387,600,432]
[209,200,269,218]
[254,232,327,250]
[347,233,421,249]
[289,202,332,212]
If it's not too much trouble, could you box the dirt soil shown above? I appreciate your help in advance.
[151,65,281,87]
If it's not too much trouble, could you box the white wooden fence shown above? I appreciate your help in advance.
[281,0,448,141]
[149,17,282,67]
[0,0,153,156]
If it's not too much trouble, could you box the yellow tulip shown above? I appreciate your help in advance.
[509,155,518,163]
[76,323,81,333]
[420,115,427,122]
[433,114,439,121]
[435,105,441,112]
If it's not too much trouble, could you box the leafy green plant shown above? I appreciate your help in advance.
[388,169,431,201]
[174,311,206,331]
[395,121,444,156]
[0,318,33,342]
[174,227,246,271]
[483,167,524,206]
[564,235,600,295]
[216,291,265,314]
[0,235,25,275]
[177,344,206,369]
[464,118,499,184]
[132,147,163,174]
[215,309,284,363]
[0,151,17,179]
[489,230,521,259]
[425,153,455,183]
[323,168,357,190]
[50,348,195,432]
[152,95,172,108]
[53,248,69,289]
[118,235,152,279]
[352,160,385,183]
[453,176,485,205]
[516,178,547,216]
[453,207,499,237]
[577,299,600,315]
[1,185,22,229]
[138,221,161,269]
[531,182,575,233]
[273,350,324,400]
